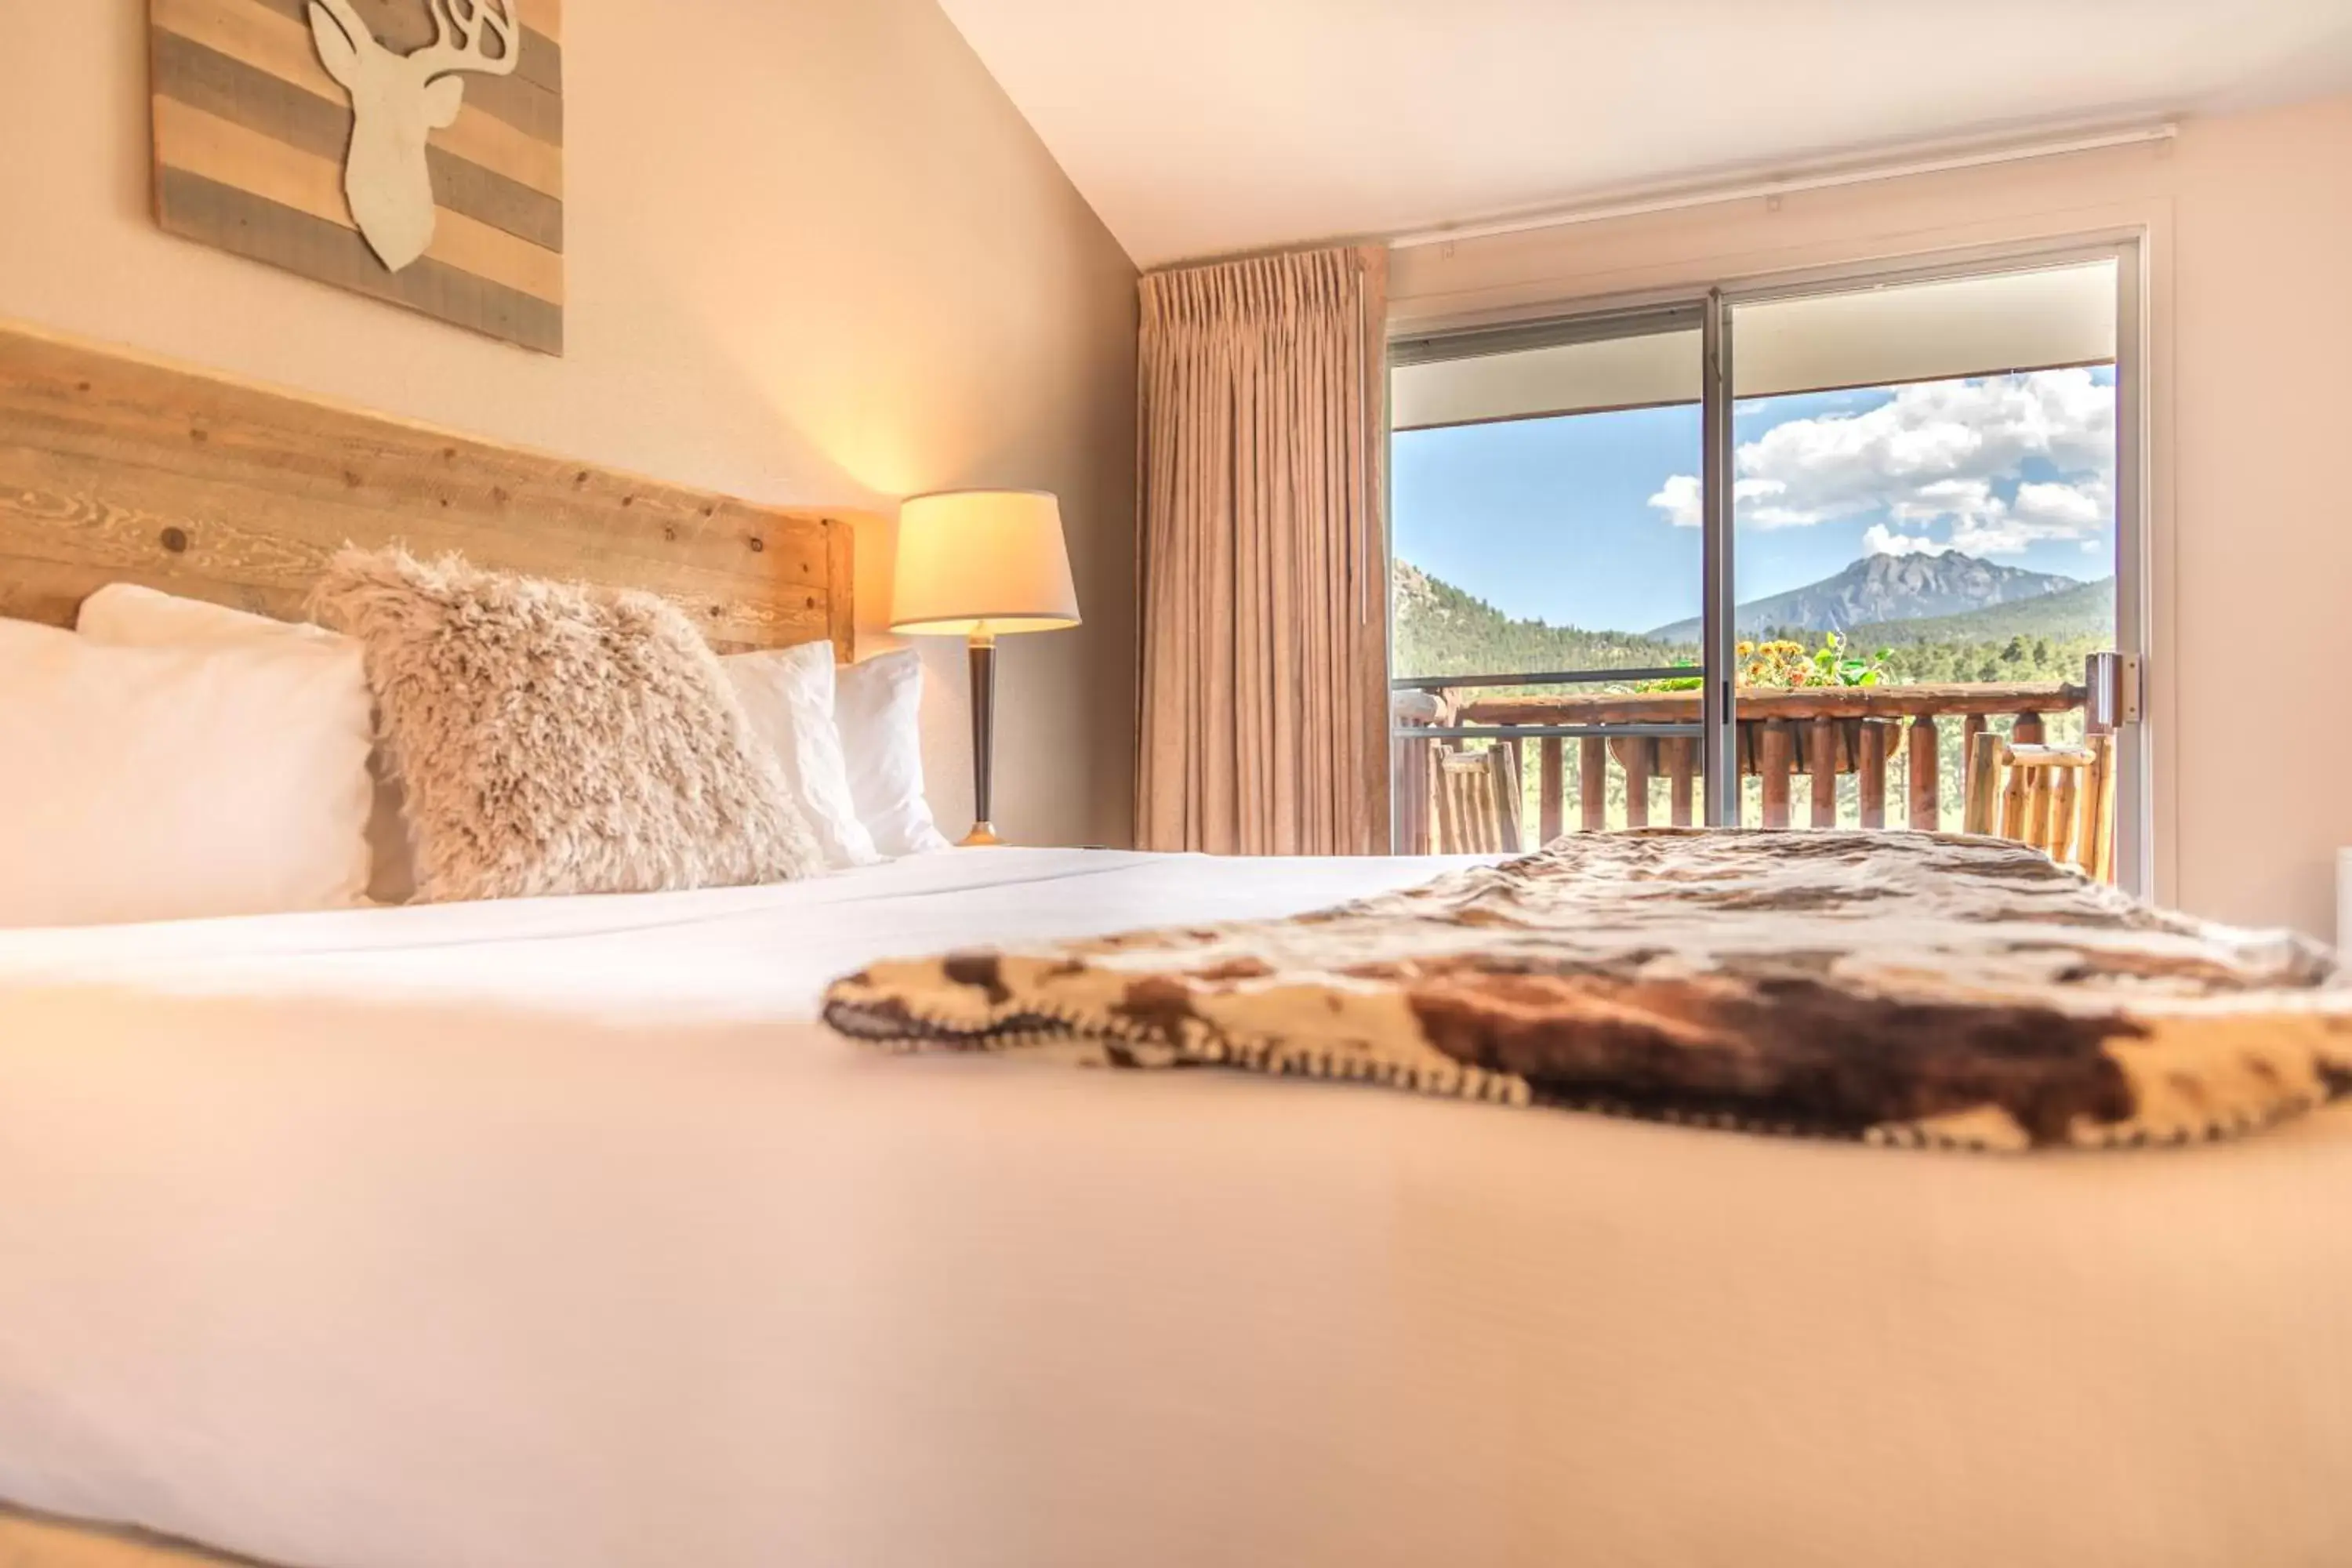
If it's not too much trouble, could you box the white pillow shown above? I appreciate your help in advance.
[77,582,343,648]
[77,583,419,905]
[0,617,374,927]
[724,643,880,869]
[835,648,953,856]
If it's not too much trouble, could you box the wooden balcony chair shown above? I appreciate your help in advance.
[1962,730,2116,882]
[1428,744,1524,855]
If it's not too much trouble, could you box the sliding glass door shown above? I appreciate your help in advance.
[1722,254,2141,880]
[1388,242,2147,889]
[1388,305,1715,853]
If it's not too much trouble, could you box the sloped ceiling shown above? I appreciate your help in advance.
[935,0,2352,267]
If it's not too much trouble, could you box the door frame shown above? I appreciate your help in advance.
[1386,230,2155,887]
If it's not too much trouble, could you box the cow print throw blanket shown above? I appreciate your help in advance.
[823,830,2352,1152]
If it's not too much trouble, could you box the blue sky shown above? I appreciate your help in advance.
[1392,365,2118,635]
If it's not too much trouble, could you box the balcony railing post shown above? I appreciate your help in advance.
[1807,717,1838,828]
[1907,717,1939,831]
[1857,720,1887,829]
[1666,739,1696,826]
[1538,738,1563,844]
[2014,713,2045,746]
[2050,767,2081,863]
[1759,722,1794,829]
[1579,738,1607,833]
[1617,739,1652,828]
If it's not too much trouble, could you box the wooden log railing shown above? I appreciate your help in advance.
[1396,680,2088,848]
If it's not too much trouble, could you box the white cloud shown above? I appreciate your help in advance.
[1945,515,2042,557]
[1734,368,2112,529]
[2013,478,2108,528]
[1890,477,1994,524]
[1647,473,1701,528]
[1646,368,2115,554]
[1646,475,1791,528]
[1943,476,2115,557]
[1862,524,1946,557]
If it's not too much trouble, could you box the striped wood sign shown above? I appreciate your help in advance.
[148,0,564,354]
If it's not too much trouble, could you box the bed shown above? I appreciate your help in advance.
[3,325,2349,1568]
[1,848,2349,1568]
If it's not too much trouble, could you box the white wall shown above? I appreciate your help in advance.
[3,0,1140,849]
[1394,96,2352,938]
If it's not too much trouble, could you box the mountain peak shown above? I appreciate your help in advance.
[1648,551,2084,641]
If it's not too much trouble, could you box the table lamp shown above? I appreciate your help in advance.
[889,490,1081,846]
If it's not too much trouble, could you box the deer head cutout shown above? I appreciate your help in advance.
[307,0,521,272]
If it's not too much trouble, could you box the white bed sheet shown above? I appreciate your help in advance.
[1,848,2348,1568]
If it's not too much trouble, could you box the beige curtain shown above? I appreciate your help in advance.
[1135,245,1390,855]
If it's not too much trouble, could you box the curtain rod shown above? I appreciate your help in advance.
[1388,122,2178,252]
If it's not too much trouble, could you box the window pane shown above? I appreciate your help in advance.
[1392,401,1704,678]
[1389,320,1707,851]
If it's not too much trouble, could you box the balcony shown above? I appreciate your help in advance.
[1392,674,2092,849]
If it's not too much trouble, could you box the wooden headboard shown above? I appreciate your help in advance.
[0,323,859,655]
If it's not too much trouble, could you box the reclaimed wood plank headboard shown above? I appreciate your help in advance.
[0,322,859,655]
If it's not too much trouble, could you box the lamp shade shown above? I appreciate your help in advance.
[890,490,1081,636]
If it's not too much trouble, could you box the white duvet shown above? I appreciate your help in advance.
[2,848,2349,1568]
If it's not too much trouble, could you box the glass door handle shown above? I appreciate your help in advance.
[2085,650,2143,728]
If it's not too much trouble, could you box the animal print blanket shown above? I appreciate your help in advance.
[822,830,2352,1151]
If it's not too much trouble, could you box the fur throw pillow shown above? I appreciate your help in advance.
[311,548,824,902]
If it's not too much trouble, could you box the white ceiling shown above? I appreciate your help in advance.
[934,0,2352,267]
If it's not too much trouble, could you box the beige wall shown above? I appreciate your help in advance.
[1394,96,2352,940]
[2167,100,2352,943]
[3,0,1139,849]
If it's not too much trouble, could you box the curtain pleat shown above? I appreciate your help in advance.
[1134,245,1390,855]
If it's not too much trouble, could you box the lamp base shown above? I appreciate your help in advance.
[963,632,1003,851]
